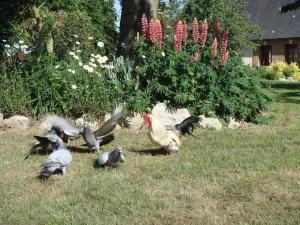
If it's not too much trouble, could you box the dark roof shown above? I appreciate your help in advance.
[247,0,300,40]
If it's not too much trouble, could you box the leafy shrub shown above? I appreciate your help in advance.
[0,37,119,119]
[263,62,300,81]
[258,66,280,80]
[121,16,271,122]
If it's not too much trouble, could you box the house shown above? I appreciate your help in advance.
[243,0,300,66]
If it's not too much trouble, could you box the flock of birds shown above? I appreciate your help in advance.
[25,105,201,179]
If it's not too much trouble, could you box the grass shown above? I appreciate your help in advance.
[0,81,300,225]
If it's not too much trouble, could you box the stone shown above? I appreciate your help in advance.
[199,115,222,130]
[228,117,241,129]
[151,103,191,127]
[127,113,144,130]
[3,115,30,129]
[75,117,85,127]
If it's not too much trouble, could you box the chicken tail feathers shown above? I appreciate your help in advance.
[175,115,201,136]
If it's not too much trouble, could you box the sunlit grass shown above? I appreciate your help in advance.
[0,81,299,225]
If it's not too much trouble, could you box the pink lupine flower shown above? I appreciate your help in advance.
[213,19,219,39]
[149,20,156,43]
[141,14,149,40]
[192,18,199,43]
[221,51,229,65]
[175,20,183,43]
[221,29,229,57]
[221,29,229,65]
[182,21,188,42]
[174,21,183,52]
[200,19,208,48]
[212,37,218,57]
[156,20,163,48]
[174,35,182,52]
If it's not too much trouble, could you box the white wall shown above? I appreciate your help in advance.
[242,47,253,66]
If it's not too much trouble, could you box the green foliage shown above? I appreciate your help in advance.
[125,19,270,122]
[0,69,31,117]
[182,0,261,53]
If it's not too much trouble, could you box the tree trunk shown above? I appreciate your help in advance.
[118,0,160,56]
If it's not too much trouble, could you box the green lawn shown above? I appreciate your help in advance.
[0,81,300,225]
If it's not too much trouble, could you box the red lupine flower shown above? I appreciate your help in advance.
[141,14,149,40]
[200,19,208,48]
[213,19,219,39]
[192,17,199,43]
[182,21,188,42]
[212,37,218,57]
[221,51,229,65]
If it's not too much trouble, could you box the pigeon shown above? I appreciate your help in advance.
[82,123,101,152]
[38,137,72,179]
[82,105,124,151]
[24,134,61,159]
[174,115,201,137]
[42,114,82,143]
[95,146,125,168]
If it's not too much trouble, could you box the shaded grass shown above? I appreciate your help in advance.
[0,81,300,225]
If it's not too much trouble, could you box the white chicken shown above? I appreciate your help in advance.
[143,112,200,153]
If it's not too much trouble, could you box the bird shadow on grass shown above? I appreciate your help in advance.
[128,147,170,156]
[68,146,95,154]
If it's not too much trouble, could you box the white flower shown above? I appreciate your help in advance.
[2,40,7,42]
[71,84,77,90]
[73,55,80,60]
[71,70,75,74]
[91,53,95,57]
[73,35,78,38]
[142,55,146,59]
[83,65,90,71]
[76,50,81,53]
[90,58,95,62]
[97,41,104,48]
[4,44,10,48]
[89,62,97,68]
[88,37,94,40]
[69,51,75,56]
[68,69,72,73]
[75,41,80,45]
[55,65,60,69]
[18,40,24,44]
[79,62,83,66]
[161,52,165,57]
[87,67,94,73]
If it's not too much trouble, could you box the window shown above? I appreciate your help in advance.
[261,45,272,66]
[285,44,298,64]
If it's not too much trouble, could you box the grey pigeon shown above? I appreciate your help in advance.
[96,146,125,168]
[25,134,61,159]
[38,137,72,179]
[82,123,101,152]
[42,114,82,143]
[82,105,124,151]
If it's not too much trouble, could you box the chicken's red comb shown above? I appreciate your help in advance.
[143,112,151,126]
